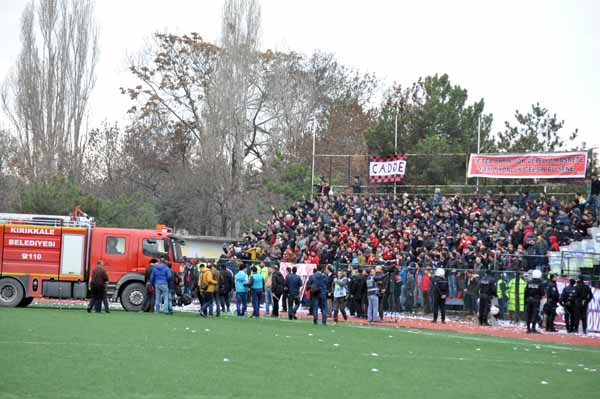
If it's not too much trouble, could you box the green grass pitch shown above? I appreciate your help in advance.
[1,308,599,399]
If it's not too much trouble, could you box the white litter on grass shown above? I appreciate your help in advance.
[535,345,541,349]
[191,330,197,333]
[185,327,190,330]
[333,343,339,347]
[308,333,313,336]
[223,358,230,362]
[591,369,597,372]
[541,381,549,385]
[513,347,517,350]
[388,335,393,338]
[371,353,379,357]
[371,368,379,373]
[578,364,584,367]
[566,369,573,373]
[204,329,210,332]
[524,349,530,352]
[318,339,324,342]
[551,351,557,354]
[584,367,589,371]
[275,334,279,337]
[459,358,465,361]
[475,348,481,351]
[285,335,291,338]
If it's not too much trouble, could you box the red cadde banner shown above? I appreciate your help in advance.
[467,152,588,179]
[369,154,407,183]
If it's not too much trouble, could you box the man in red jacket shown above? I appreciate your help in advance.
[87,261,109,313]
[421,268,431,314]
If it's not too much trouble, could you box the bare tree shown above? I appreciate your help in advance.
[1,0,98,182]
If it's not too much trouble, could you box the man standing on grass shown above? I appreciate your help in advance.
[150,256,172,314]
[143,259,157,312]
[270,265,285,317]
[333,270,349,323]
[285,266,302,320]
[199,263,218,317]
[366,268,380,323]
[87,260,109,313]
[210,263,222,317]
[250,266,265,318]
[235,264,249,316]
[307,264,328,325]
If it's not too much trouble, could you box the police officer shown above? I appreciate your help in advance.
[560,279,577,333]
[524,269,545,333]
[544,273,559,332]
[478,268,497,326]
[431,268,449,324]
[575,276,593,335]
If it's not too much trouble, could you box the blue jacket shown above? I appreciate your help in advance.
[235,271,248,293]
[250,272,264,290]
[150,263,172,286]
[308,271,327,298]
[285,273,302,296]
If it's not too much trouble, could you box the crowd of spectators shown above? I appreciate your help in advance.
[221,184,598,274]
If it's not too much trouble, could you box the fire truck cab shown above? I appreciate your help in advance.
[0,210,184,311]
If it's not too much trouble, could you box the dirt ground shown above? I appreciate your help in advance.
[311,313,600,348]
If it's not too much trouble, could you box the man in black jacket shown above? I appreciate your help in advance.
[560,279,578,333]
[183,258,199,298]
[282,266,291,313]
[575,276,594,334]
[143,259,157,312]
[356,269,368,318]
[431,268,449,323]
[220,265,234,313]
[348,269,360,316]
[478,269,497,326]
[285,266,302,320]
[524,269,545,333]
[270,265,285,317]
[544,273,559,332]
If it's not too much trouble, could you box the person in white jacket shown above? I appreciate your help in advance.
[333,270,349,322]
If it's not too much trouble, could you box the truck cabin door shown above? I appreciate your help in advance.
[101,235,127,282]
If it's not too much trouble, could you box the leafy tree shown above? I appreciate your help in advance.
[262,151,310,201]
[365,74,493,185]
[496,103,580,152]
[16,177,158,228]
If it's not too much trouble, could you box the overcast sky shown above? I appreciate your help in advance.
[0,0,598,148]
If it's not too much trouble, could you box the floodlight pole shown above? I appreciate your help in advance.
[393,110,399,196]
[476,115,481,192]
[311,130,316,198]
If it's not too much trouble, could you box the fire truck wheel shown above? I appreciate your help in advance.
[17,297,34,308]
[0,278,25,307]
[120,282,145,312]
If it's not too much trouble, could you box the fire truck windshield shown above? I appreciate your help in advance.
[171,239,185,262]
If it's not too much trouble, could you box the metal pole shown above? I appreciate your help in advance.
[311,130,316,198]
[476,115,481,191]
[394,110,399,196]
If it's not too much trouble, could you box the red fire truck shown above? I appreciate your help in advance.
[0,208,185,310]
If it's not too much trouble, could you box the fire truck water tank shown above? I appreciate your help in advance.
[72,282,87,299]
[42,281,72,299]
